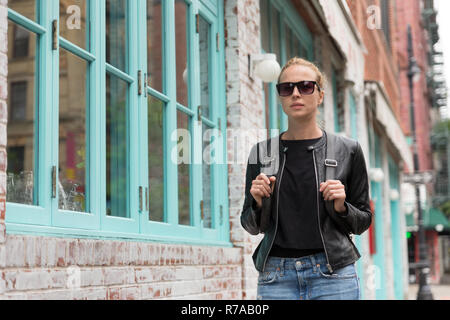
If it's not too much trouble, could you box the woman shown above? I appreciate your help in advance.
[240,57,373,300]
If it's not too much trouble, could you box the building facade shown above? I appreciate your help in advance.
[0,0,445,300]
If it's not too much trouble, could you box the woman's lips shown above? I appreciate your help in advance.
[291,104,305,109]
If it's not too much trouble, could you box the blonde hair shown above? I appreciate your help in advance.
[277,57,326,89]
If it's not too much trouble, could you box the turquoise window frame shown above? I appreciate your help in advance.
[260,0,313,135]
[6,0,230,248]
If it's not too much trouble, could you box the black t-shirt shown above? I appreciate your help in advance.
[269,136,324,258]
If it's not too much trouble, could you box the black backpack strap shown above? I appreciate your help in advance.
[324,133,338,217]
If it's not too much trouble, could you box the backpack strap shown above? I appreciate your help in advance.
[324,132,338,217]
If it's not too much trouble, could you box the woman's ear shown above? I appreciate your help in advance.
[318,90,325,106]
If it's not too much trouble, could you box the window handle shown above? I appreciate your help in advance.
[52,20,58,50]
[51,166,57,198]
[139,186,143,212]
[200,200,204,220]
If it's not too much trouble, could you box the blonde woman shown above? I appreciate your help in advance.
[241,57,372,300]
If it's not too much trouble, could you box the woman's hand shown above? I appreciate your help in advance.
[250,173,276,209]
[319,180,347,213]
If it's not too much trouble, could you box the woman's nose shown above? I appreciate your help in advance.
[292,85,302,97]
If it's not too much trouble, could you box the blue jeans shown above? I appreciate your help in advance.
[256,252,360,300]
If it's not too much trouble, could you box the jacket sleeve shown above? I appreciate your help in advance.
[240,144,262,236]
[336,141,373,235]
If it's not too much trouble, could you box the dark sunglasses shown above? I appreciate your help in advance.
[276,81,321,97]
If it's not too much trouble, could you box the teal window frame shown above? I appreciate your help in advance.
[6,0,230,248]
[260,0,313,135]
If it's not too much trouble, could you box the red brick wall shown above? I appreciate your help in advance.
[395,0,434,171]
[347,0,401,121]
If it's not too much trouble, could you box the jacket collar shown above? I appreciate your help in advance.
[278,128,327,152]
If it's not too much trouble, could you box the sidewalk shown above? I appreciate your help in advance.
[408,284,450,300]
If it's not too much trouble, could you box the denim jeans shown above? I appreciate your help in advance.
[256,252,360,300]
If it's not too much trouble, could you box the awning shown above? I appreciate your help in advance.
[406,207,450,232]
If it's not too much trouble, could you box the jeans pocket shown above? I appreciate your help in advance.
[257,269,278,285]
[318,263,357,279]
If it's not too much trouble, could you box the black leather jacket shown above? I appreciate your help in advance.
[240,129,373,273]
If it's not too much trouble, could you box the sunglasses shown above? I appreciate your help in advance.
[276,81,321,97]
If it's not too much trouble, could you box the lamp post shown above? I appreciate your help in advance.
[407,25,434,300]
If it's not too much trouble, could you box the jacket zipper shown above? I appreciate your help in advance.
[312,149,333,274]
[262,148,287,272]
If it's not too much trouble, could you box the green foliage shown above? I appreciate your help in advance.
[439,200,450,219]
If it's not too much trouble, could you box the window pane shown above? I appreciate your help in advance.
[177,111,191,226]
[202,123,213,229]
[7,21,38,206]
[147,0,163,93]
[60,0,89,51]
[175,0,189,106]
[198,15,210,119]
[13,25,29,58]
[148,96,164,222]
[58,49,88,212]
[106,0,127,72]
[9,0,38,22]
[106,73,128,217]
[260,0,269,53]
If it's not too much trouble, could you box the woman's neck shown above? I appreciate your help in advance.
[282,121,323,140]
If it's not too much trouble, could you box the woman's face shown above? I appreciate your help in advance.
[278,65,324,121]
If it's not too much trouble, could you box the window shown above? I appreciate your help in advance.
[13,25,29,58]
[259,0,314,135]
[381,0,391,48]
[6,0,229,246]
[9,81,27,121]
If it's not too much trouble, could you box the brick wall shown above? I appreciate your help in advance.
[0,0,7,297]
[1,236,243,299]
[224,0,264,300]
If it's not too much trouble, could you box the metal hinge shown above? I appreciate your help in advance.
[196,14,199,33]
[197,106,202,122]
[145,187,148,211]
[216,32,219,52]
[200,200,204,220]
[219,204,223,225]
[138,70,142,95]
[52,20,58,50]
[218,118,221,136]
[144,73,148,97]
[51,166,57,198]
[139,186,143,212]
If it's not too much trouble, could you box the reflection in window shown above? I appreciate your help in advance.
[10,81,27,121]
[58,49,88,212]
[9,0,38,22]
[202,123,213,229]
[7,20,38,206]
[106,74,128,217]
[148,96,164,222]
[147,0,163,93]
[60,0,89,51]
[106,0,127,72]
[177,111,191,226]
[198,15,210,119]
[13,25,29,58]
[175,0,189,107]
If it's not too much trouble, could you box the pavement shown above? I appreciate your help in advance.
[408,284,450,300]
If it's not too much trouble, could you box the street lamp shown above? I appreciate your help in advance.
[407,25,434,300]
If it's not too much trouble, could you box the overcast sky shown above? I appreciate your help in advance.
[435,0,450,118]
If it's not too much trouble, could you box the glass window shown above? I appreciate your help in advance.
[58,49,89,212]
[175,0,189,107]
[13,25,29,58]
[148,96,164,222]
[9,0,38,22]
[7,20,38,206]
[199,15,210,120]
[106,0,128,71]
[260,0,269,53]
[177,111,191,226]
[60,0,89,51]
[147,0,163,93]
[106,73,129,217]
